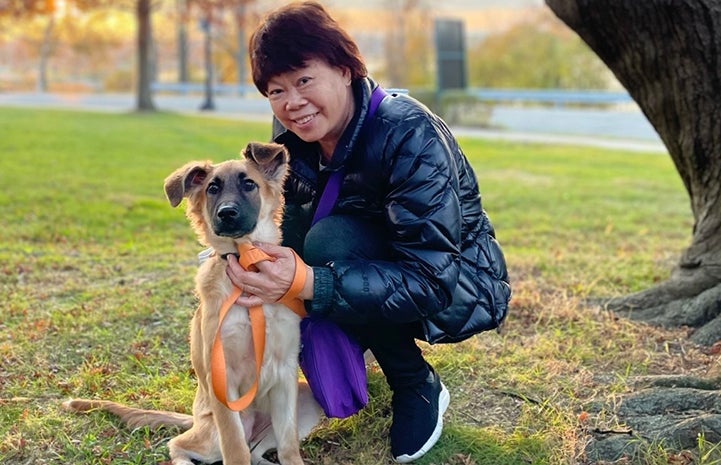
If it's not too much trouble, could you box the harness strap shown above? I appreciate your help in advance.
[211,243,307,411]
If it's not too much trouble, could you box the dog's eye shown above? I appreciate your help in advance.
[242,179,257,192]
[207,182,220,195]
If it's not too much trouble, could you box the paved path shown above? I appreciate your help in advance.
[0,91,274,121]
[0,91,667,153]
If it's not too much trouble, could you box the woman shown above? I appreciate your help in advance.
[226,2,510,462]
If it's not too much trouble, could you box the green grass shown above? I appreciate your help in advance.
[0,106,712,465]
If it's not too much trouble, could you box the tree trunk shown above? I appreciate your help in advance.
[199,14,215,111]
[36,14,55,93]
[233,2,246,97]
[136,0,156,111]
[176,0,189,85]
[545,0,721,345]
[384,0,407,88]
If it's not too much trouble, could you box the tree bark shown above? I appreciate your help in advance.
[136,0,156,111]
[545,0,721,344]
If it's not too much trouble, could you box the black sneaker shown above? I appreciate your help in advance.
[390,368,450,463]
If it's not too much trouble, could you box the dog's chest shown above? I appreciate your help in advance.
[218,305,253,351]
[219,303,301,366]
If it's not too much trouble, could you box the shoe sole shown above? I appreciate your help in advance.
[394,382,450,463]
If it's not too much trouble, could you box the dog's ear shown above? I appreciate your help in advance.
[164,162,212,207]
[242,142,289,183]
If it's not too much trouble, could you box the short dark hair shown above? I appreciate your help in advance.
[249,1,367,96]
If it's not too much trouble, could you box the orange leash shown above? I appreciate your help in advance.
[211,243,307,411]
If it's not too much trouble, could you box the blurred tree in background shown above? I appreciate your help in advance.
[467,11,612,89]
[63,10,130,89]
[0,2,615,98]
[0,0,58,92]
[382,0,432,89]
[187,0,256,109]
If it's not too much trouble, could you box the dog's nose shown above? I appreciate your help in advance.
[217,204,239,221]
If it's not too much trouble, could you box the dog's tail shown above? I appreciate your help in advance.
[62,399,193,430]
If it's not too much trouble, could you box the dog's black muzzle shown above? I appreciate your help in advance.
[212,202,257,238]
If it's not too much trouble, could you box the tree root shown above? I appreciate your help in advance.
[597,279,721,346]
[633,375,721,391]
[604,272,720,314]
[584,387,721,462]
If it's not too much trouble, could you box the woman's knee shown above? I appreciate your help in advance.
[303,215,389,266]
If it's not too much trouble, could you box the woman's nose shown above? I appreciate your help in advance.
[285,88,306,110]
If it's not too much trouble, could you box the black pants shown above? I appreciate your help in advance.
[302,215,430,390]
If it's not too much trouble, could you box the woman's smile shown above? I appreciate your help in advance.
[293,112,319,127]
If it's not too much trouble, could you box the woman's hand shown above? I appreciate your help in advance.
[226,242,313,308]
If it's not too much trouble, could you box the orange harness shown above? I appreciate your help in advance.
[210,243,307,411]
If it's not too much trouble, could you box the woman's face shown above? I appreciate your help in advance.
[267,58,354,159]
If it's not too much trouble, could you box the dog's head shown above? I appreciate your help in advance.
[164,142,289,253]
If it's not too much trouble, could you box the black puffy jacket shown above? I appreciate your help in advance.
[273,77,510,343]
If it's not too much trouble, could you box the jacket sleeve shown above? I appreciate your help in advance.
[310,115,462,323]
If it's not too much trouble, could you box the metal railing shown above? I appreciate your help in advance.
[466,87,632,105]
[151,82,257,95]
[151,81,632,106]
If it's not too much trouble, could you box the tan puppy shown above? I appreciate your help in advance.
[64,142,322,465]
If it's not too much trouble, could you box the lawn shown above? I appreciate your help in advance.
[0,106,712,465]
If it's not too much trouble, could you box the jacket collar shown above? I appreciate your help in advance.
[272,77,376,171]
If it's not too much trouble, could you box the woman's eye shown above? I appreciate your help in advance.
[242,179,257,192]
